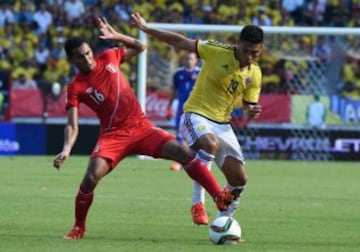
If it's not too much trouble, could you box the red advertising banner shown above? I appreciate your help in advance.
[10,89,43,117]
[10,89,96,118]
[257,94,291,123]
[9,90,291,123]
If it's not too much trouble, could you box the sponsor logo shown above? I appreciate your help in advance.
[0,139,20,152]
[146,92,168,118]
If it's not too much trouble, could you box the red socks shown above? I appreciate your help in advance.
[183,158,222,199]
[74,187,94,230]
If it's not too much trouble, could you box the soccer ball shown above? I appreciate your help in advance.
[209,216,242,245]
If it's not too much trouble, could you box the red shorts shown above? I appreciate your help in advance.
[91,122,175,168]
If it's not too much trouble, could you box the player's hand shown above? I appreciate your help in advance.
[53,150,70,170]
[97,17,118,40]
[130,12,148,30]
[245,104,262,120]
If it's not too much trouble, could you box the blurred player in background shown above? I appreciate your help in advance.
[53,17,234,240]
[167,52,200,171]
[132,12,263,228]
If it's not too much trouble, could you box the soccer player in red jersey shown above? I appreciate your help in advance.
[52,17,234,240]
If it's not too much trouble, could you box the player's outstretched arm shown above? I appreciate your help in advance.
[130,12,196,52]
[97,16,146,60]
[53,107,79,170]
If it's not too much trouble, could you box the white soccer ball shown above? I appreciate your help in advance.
[209,216,242,245]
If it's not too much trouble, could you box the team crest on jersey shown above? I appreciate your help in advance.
[106,63,117,73]
[86,87,94,94]
[197,125,206,131]
[245,77,252,86]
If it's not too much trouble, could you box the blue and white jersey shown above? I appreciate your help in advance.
[173,66,201,114]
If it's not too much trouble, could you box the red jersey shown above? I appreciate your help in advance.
[66,47,147,132]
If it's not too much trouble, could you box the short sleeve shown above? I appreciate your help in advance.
[65,83,79,110]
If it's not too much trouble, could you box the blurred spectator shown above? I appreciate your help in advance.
[267,0,282,25]
[311,37,331,63]
[338,54,360,99]
[33,2,53,34]
[64,0,85,22]
[217,0,238,24]
[261,62,281,94]
[236,6,251,26]
[277,9,295,26]
[14,3,34,24]
[303,0,327,26]
[340,54,357,84]
[18,21,39,46]
[184,4,204,25]
[281,0,304,24]
[0,23,18,52]
[113,2,132,22]
[10,40,34,66]
[306,93,326,128]
[42,57,71,85]
[252,5,272,26]
[34,42,50,74]
[324,0,349,26]
[12,59,38,80]
[0,2,15,26]
[132,2,155,21]
[12,73,37,90]
[162,3,184,23]
[338,80,360,99]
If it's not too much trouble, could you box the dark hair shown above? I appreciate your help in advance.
[239,25,264,44]
[64,37,89,58]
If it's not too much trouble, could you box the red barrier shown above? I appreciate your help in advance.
[10,89,291,123]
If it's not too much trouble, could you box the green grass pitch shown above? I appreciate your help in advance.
[0,156,359,252]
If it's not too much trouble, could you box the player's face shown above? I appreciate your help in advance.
[237,41,262,67]
[69,43,96,73]
[184,52,197,69]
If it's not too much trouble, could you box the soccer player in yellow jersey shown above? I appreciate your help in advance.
[132,13,263,227]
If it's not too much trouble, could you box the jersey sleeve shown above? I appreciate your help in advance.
[116,47,126,64]
[243,66,262,104]
[65,82,80,110]
[103,47,126,64]
[196,40,217,61]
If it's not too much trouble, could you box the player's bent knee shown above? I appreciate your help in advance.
[195,134,219,153]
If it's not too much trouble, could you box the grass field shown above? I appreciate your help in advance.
[0,156,359,252]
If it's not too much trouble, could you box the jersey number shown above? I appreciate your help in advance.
[86,87,105,104]
[227,79,239,94]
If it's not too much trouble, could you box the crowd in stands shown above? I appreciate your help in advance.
[0,0,360,99]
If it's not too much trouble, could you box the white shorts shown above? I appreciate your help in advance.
[179,112,244,167]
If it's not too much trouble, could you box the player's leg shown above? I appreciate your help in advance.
[180,113,220,224]
[169,112,183,171]
[135,124,234,212]
[217,157,247,218]
[214,129,247,218]
[158,139,233,211]
[64,157,111,239]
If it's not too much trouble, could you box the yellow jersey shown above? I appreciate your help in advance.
[184,40,262,123]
